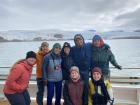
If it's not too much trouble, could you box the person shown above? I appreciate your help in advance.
[61,42,74,80]
[3,51,36,105]
[42,43,62,105]
[71,34,91,105]
[88,67,114,105]
[91,35,122,80]
[36,42,50,105]
[63,66,86,105]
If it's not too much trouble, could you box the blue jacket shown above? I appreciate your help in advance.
[71,43,92,74]
[42,52,62,82]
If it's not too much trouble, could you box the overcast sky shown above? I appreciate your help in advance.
[0,0,140,32]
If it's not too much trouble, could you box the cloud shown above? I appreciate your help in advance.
[0,0,140,31]
[114,5,140,30]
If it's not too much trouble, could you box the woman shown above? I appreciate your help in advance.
[42,43,62,105]
[91,35,122,80]
[88,67,114,105]
[36,42,50,105]
[3,51,36,105]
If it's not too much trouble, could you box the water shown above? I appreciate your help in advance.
[0,39,140,77]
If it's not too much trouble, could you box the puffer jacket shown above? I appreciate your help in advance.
[3,60,33,94]
[71,43,92,74]
[91,44,120,76]
[42,52,62,82]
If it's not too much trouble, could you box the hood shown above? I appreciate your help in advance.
[18,60,33,71]
[61,42,72,57]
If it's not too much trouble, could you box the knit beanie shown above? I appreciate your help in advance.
[26,51,36,59]
[70,66,80,74]
[92,67,102,75]
[53,43,61,49]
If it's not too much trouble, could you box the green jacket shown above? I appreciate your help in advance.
[91,45,120,76]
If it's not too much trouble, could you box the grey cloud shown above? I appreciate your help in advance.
[114,7,140,30]
[0,0,140,31]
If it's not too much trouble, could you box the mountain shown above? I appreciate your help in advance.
[100,30,140,39]
[0,29,140,41]
[0,29,95,41]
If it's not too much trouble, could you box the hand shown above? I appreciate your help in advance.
[116,65,122,70]
[43,80,47,85]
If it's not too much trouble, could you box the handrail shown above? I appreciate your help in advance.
[110,67,140,69]
[0,66,140,69]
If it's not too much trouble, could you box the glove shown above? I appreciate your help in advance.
[116,65,122,70]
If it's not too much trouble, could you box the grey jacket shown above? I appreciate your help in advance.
[42,52,62,82]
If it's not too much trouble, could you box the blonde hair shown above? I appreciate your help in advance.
[39,42,49,51]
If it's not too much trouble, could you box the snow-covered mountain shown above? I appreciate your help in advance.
[0,29,95,40]
[0,29,140,41]
[100,30,140,39]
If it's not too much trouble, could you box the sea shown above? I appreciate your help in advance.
[0,39,140,77]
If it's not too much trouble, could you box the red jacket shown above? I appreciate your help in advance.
[3,60,33,94]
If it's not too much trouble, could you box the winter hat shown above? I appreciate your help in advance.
[63,42,71,49]
[92,35,104,47]
[92,67,102,75]
[26,51,36,59]
[41,42,49,47]
[70,66,80,74]
[53,43,61,49]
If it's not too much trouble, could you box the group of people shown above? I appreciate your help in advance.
[3,34,122,105]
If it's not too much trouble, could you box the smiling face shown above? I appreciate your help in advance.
[70,70,80,82]
[75,38,84,47]
[41,46,49,54]
[64,47,70,55]
[93,40,101,47]
[92,71,102,81]
[54,47,61,55]
[26,58,36,66]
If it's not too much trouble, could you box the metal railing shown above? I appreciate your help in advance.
[0,66,140,84]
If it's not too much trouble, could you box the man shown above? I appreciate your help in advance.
[71,34,92,105]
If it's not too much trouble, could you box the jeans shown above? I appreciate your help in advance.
[47,81,62,105]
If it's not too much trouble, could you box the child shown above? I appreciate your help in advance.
[88,67,114,105]
[63,66,86,105]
